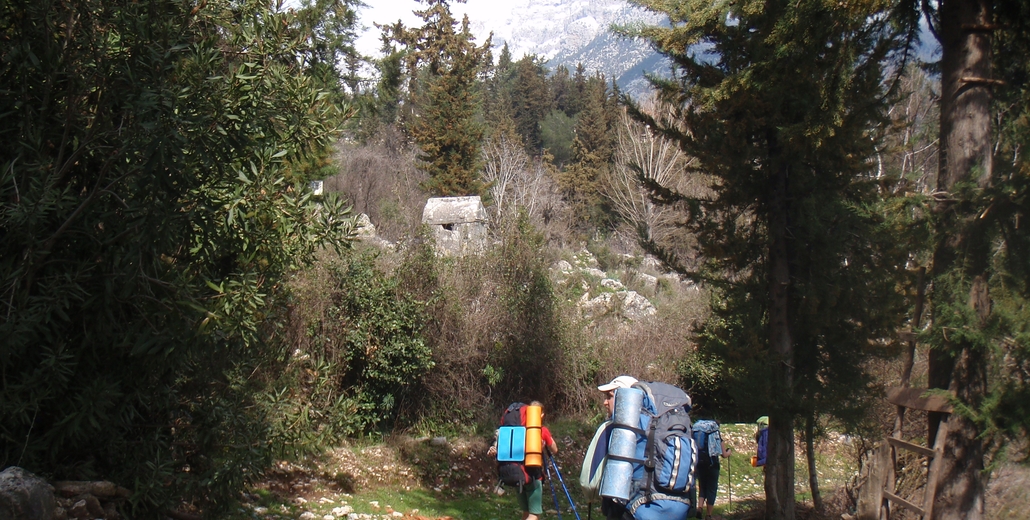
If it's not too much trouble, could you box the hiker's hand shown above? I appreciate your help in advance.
[487,445,497,456]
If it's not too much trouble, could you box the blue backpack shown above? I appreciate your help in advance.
[625,382,697,518]
[496,402,536,488]
[691,419,722,468]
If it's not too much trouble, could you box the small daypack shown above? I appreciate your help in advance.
[625,381,697,517]
[496,402,534,488]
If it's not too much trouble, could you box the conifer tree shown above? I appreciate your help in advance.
[550,64,573,115]
[483,42,516,128]
[389,0,491,196]
[292,0,361,98]
[511,55,551,154]
[916,0,1030,517]
[624,0,912,517]
[560,74,614,227]
[569,62,588,116]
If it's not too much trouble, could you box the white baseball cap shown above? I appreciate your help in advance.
[598,375,638,392]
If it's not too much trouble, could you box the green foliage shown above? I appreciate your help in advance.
[353,34,406,141]
[0,0,356,513]
[388,0,491,196]
[560,74,615,228]
[540,109,577,167]
[291,0,361,96]
[325,253,435,426]
[623,0,913,512]
[279,251,435,445]
[511,56,551,154]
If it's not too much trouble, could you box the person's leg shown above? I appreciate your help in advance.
[699,465,714,518]
[524,479,543,520]
[698,464,719,519]
[517,486,531,519]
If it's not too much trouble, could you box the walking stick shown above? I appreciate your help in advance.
[545,460,563,520]
[727,451,733,510]
[548,453,583,520]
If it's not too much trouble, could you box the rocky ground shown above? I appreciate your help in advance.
[235,436,498,520]
[224,424,1026,520]
[232,423,857,520]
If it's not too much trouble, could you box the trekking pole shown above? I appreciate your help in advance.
[545,458,563,520]
[728,452,733,510]
[547,453,583,520]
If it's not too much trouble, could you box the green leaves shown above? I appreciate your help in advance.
[389,0,491,196]
[625,0,912,427]
[1,0,356,513]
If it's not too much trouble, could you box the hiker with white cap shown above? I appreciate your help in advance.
[598,375,638,417]
[579,375,638,520]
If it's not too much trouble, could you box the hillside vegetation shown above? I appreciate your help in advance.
[2,0,1029,518]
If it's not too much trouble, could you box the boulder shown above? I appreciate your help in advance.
[637,273,658,290]
[620,291,657,320]
[0,467,56,520]
[354,213,377,239]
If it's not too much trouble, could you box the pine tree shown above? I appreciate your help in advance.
[560,74,614,227]
[511,55,551,154]
[569,62,587,116]
[624,0,912,517]
[918,0,1030,517]
[483,41,516,128]
[550,64,573,115]
[389,0,491,196]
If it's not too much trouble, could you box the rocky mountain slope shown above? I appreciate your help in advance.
[468,0,666,96]
[357,0,667,97]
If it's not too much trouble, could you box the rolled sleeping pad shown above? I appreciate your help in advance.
[525,405,543,467]
[599,386,643,500]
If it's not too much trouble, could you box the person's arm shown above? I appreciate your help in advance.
[543,427,558,455]
[487,428,498,457]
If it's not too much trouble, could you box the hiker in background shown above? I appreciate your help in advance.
[489,400,558,520]
[691,419,731,520]
[578,375,638,520]
[753,416,769,468]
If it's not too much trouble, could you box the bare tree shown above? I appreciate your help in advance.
[329,126,427,241]
[603,99,695,244]
[481,129,566,234]
[481,132,528,220]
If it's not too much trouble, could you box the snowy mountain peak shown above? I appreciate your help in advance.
[357,0,665,95]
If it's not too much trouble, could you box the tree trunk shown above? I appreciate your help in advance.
[928,0,992,518]
[765,151,796,520]
[805,415,823,513]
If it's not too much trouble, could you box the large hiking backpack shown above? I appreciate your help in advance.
[691,419,722,468]
[625,381,697,517]
[496,402,535,488]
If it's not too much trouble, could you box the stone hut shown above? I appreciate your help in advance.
[421,196,488,256]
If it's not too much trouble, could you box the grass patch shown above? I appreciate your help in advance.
[226,421,859,520]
